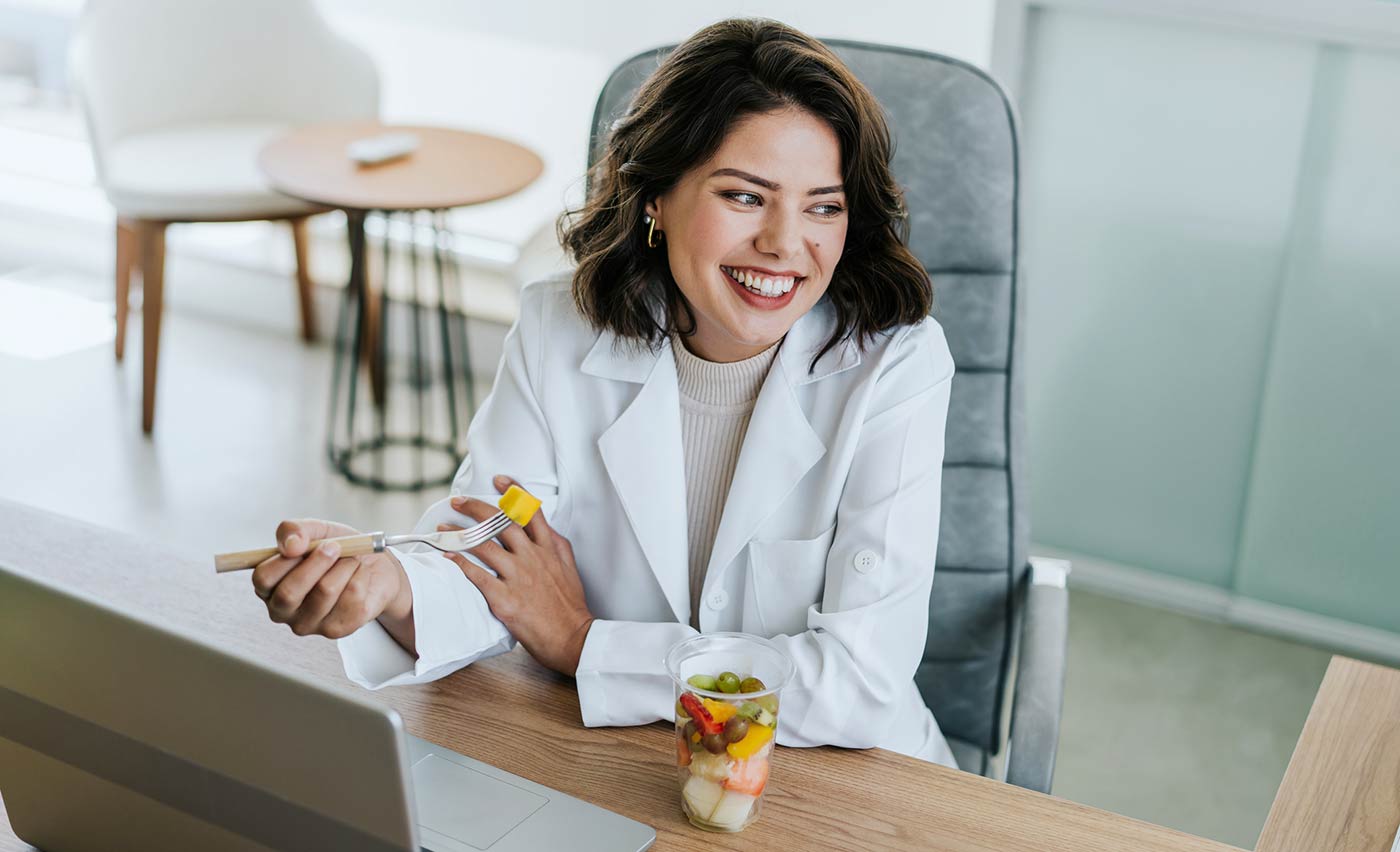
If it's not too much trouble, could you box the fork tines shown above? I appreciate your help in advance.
[459,513,511,547]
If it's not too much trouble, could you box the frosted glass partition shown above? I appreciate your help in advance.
[1233,47,1400,633]
[1020,8,1317,586]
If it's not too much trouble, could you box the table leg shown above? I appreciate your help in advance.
[347,210,386,409]
[437,212,476,418]
[432,212,462,450]
[325,207,469,490]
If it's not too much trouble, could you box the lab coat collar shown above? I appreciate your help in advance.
[587,298,855,625]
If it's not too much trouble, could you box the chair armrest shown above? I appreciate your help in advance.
[1004,556,1072,794]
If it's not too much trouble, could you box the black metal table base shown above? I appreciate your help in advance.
[326,209,476,491]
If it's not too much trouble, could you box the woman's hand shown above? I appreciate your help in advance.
[440,475,594,676]
[251,518,415,650]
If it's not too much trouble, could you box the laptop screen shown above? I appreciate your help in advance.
[0,564,419,852]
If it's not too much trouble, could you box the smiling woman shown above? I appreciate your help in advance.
[259,17,960,772]
[561,17,931,367]
[643,108,847,361]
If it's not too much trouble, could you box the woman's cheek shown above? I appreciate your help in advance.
[690,209,745,258]
[822,222,847,263]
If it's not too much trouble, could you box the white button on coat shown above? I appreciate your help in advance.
[707,589,730,611]
[854,549,881,574]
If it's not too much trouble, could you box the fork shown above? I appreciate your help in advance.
[213,514,513,574]
[213,485,540,573]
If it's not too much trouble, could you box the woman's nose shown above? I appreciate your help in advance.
[754,208,804,260]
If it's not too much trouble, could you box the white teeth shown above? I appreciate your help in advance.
[723,266,796,297]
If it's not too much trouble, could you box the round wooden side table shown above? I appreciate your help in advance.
[259,121,543,490]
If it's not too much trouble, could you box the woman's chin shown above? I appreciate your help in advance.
[721,325,789,356]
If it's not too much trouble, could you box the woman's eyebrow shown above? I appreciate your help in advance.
[709,168,844,196]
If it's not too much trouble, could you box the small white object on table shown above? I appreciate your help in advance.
[347,132,420,166]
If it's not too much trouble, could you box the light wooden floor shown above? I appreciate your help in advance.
[0,262,1333,850]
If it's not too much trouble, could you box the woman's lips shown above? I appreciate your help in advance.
[722,265,801,296]
[721,266,801,310]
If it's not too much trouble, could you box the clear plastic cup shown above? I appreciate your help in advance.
[664,632,794,832]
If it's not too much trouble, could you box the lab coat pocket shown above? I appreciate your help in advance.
[747,524,837,637]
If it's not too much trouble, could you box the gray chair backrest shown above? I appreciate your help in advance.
[588,41,1026,756]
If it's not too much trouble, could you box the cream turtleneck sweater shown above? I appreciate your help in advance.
[671,335,782,629]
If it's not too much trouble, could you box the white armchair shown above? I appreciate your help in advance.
[69,0,379,432]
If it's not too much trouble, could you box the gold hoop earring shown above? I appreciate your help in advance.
[645,215,663,249]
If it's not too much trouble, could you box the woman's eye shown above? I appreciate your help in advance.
[723,191,761,206]
[811,203,845,217]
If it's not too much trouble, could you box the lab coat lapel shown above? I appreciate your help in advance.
[701,303,858,598]
[589,335,691,624]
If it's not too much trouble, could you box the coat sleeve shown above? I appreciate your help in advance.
[575,321,954,749]
[337,281,562,689]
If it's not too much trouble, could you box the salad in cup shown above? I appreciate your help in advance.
[665,633,793,832]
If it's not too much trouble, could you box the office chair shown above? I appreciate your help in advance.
[589,40,1070,793]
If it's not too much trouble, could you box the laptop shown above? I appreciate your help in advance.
[0,564,656,852]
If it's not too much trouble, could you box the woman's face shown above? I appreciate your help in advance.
[646,107,848,363]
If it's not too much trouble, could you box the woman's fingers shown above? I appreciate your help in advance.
[265,541,341,623]
[445,551,503,597]
[275,518,341,559]
[287,556,359,636]
[251,554,294,600]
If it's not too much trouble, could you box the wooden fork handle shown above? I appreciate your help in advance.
[213,532,382,574]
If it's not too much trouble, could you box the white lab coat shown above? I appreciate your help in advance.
[338,275,958,768]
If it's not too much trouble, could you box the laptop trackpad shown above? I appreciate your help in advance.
[412,754,548,850]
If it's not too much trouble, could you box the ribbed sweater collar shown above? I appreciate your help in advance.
[671,335,781,407]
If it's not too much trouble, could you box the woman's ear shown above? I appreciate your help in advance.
[644,197,661,225]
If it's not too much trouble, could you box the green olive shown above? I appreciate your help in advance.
[675,698,690,720]
[701,732,728,754]
[723,716,750,743]
[755,693,779,714]
[739,676,766,694]
[736,701,763,721]
[716,672,741,693]
[686,674,718,691]
[684,720,697,741]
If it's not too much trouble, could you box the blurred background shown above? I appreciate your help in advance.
[1,1,1396,847]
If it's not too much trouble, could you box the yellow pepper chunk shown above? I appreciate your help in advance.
[498,485,541,527]
[701,698,738,725]
[726,721,773,760]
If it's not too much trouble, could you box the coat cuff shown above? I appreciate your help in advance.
[574,619,697,728]
[337,545,514,689]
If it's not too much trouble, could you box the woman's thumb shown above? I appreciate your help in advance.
[276,519,333,557]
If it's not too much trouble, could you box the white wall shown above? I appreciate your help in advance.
[319,0,999,69]
[312,0,999,251]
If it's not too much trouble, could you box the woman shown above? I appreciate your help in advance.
[252,18,957,767]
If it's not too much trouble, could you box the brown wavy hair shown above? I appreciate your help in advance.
[558,18,932,370]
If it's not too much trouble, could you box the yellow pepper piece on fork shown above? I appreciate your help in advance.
[498,485,541,527]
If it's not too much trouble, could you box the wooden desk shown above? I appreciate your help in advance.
[1255,656,1400,852]
[0,501,1243,851]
